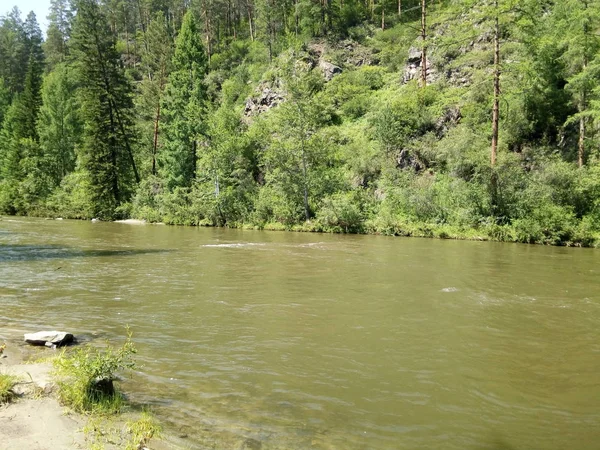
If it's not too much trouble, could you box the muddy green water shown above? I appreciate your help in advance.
[1,217,600,449]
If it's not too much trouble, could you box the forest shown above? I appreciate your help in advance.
[1,0,600,246]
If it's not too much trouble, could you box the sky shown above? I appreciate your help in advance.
[3,0,51,35]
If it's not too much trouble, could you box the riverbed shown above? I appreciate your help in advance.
[1,217,599,449]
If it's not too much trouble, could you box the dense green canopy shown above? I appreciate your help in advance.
[1,0,600,246]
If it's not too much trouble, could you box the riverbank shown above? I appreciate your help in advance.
[3,213,600,248]
[0,336,171,450]
[0,340,88,450]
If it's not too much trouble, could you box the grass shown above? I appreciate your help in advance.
[125,411,162,450]
[0,373,17,404]
[82,410,161,450]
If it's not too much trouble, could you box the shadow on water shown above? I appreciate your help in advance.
[0,244,170,262]
[483,435,515,450]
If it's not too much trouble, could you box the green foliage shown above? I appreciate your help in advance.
[317,191,364,232]
[1,0,600,246]
[0,373,17,403]
[53,331,137,414]
[71,0,139,219]
[125,411,161,450]
[38,64,81,186]
[160,11,208,191]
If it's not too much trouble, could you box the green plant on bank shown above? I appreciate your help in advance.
[52,330,136,414]
[125,411,161,450]
[0,373,17,403]
[82,411,160,450]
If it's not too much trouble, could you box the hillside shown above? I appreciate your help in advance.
[1,0,600,246]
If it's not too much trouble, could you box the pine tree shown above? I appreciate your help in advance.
[138,11,173,176]
[0,12,44,213]
[38,64,82,185]
[71,0,139,219]
[0,7,27,94]
[159,11,208,190]
[45,0,74,70]
[0,78,10,126]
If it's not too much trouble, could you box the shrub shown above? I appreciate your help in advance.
[512,204,576,245]
[53,331,137,414]
[317,192,364,232]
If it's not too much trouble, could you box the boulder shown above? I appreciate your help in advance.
[24,331,74,347]
[318,60,342,81]
[89,376,115,399]
[244,81,286,118]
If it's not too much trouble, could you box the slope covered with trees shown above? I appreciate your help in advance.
[1,0,600,246]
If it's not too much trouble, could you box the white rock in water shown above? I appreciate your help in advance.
[24,331,74,346]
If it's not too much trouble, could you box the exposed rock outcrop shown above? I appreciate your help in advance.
[396,148,424,172]
[402,47,437,84]
[435,106,462,137]
[318,60,343,81]
[244,80,286,117]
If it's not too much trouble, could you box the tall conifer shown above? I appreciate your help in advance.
[159,11,208,190]
[71,0,139,219]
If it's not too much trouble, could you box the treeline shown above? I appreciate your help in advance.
[1,0,600,246]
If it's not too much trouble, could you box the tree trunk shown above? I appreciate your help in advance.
[579,0,589,168]
[491,4,500,167]
[301,148,310,221]
[108,104,120,205]
[295,0,299,36]
[398,0,401,17]
[247,6,254,41]
[381,5,385,30]
[578,114,585,168]
[152,102,160,176]
[421,0,427,87]
[112,101,140,184]
[191,140,197,181]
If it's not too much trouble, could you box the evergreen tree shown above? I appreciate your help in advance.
[159,11,208,190]
[0,78,10,126]
[38,64,82,185]
[138,11,173,176]
[45,0,74,70]
[71,0,139,219]
[0,7,27,94]
[0,13,44,213]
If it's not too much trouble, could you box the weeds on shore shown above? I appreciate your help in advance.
[83,410,161,450]
[52,329,136,414]
[125,411,161,450]
[0,373,17,403]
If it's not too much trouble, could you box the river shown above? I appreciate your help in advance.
[1,217,599,449]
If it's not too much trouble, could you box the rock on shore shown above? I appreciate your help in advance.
[24,331,74,347]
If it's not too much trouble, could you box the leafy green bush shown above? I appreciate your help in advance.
[53,332,137,414]
[512,204,576,245]
[317,192,364,232]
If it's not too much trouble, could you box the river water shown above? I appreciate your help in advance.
[1,217,599,449]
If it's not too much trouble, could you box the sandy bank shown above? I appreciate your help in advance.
[0,339,176,450]
[0,349,86,450]
[114,219,148,225]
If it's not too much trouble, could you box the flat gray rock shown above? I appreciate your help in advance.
[24,331,74,347]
